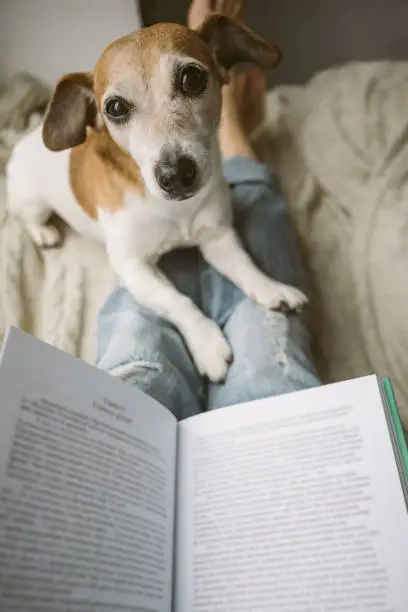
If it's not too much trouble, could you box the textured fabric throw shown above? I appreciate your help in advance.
[258,60,408,423]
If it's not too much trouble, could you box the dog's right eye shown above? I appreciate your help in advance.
[104,97,131,122]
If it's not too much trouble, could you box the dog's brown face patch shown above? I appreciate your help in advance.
[70,130,146,218]
[93,23,223,106]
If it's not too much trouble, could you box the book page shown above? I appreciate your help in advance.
[175,376,408,611]
[0,327,177,612]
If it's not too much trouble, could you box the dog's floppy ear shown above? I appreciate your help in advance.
[43,72,97,152]
[197,14,281,81]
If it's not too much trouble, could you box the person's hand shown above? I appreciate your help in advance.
[188,0,247,30]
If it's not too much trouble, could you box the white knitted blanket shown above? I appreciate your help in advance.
[0,74,114,363]
[1,64,408,424]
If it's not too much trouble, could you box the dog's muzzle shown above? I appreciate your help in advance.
[155,154,198,200]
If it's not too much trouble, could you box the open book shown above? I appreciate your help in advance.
[0,327,407,611]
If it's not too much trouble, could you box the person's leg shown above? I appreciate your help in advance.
[187,0,320,408]
[206,155,320,410]
[213,301,318,408]
[97,249,204,420]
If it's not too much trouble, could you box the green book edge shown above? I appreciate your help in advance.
[382,377,408,480]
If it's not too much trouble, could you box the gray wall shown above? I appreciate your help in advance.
[141,0,408,84]
[0,0,142,87]
[1,0,407,87]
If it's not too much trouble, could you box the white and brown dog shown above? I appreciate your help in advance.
[7,15,307,382]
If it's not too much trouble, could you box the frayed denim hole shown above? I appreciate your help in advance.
[108,361,162,381]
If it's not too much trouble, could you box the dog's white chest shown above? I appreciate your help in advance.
[160,215,200,249]
[99,181,231,264]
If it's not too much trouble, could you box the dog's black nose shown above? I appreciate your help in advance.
[155,155,198,199]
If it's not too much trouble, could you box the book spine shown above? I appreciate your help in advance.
[382,377,408,480]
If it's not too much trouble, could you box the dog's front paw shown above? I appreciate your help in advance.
[249,278,308,313]
[27,224,62,249]
[186,319,233,383]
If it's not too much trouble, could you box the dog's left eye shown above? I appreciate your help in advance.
[104,97,131,122]
[179,65,208,97]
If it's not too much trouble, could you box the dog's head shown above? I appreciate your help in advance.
[43,16,281,201]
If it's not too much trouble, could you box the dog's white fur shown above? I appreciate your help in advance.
[7,127,102,244]
[6,20,307,382]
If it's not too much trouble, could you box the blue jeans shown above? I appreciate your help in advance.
[97,157,320,420]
